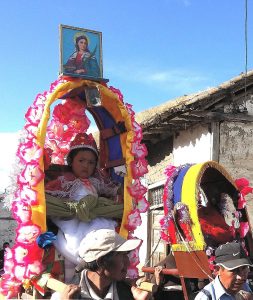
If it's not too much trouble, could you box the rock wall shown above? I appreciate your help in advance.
[0,202,16,247]
[219,122,253,182]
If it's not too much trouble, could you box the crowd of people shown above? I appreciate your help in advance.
[49,234,253,300]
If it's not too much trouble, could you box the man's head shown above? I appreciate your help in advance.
[3,242,9,249]
[215,241,252,295]
[77,229,141,281]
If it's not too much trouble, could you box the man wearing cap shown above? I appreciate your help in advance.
[51,228,150,300]
[195,241,253,299]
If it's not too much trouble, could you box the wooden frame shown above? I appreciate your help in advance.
[60,24,103,80]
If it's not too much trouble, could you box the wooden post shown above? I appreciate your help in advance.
[46,278,68,293]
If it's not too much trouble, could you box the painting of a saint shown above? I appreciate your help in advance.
[60,25,102,80]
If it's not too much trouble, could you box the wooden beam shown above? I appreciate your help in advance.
[211,122,220,162]
[191,111,253,122]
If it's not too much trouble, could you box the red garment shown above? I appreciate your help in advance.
[198,205,234,244]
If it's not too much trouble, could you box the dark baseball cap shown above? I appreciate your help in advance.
[215,241,253,270]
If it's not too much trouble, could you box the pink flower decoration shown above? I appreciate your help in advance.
[235,178,250,190]
[16,185,37,204]
[128,246,141,267]
[17,141,42,164]
[160,231,170,242]
[15,224,41,245]
[49,141,69,164]
[0,274,21,298]
[109,86,124,103]
[45,139,61,154]
[18,162,44,187]
[13,245,29,264]
[13,243,42,265]
[53,100,86,125]
[240,222,249,238]
[208,256,216,271]
[160,215,177,244]
[24,122,38,138]
[26,260,43,278]
[130,158,148,179]
[164,165,177,177]
[12,201,32,224]
[64,98,86,112]
[127,179,147,199]
[49,79,62,93]
[127,209,142,231]
[127,266,139,279]
[4,258,14,275]
[33,93,47,106]
[132,121,143,140]
[238,193,246,209]
[131,140,148,158]
[25,105,44,125]
[229,223,236,238]
[4,247,13,261]
[68,113,91,132]
[53,103,73,124]
[241,186,253,196]
[14,265,26,281]
[57,140,71,154]
[136,197,150,213]
[47,120,65,140]
[125,103,135,118]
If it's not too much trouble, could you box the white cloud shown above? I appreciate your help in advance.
[107,62,210,93]
[87,125,98,134]
[0,132,19,193]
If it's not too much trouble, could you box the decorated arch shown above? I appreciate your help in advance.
[0,76,149,298]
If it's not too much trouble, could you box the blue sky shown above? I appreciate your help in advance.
[0,0,252,191]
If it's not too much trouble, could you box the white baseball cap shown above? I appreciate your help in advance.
[78,229,141,262]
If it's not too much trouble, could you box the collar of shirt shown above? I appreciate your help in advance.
[213,276,234,299]
[83,270,115,300]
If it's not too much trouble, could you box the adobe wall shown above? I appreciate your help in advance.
[219,122,253,182]
[146,137,173,185]
[0,202,16,247]
[146,123,212,185]
[173,124,212,165]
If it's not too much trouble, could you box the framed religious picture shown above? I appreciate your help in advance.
[60,24,104,81]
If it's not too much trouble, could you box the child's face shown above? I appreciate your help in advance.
[71,150,97,179]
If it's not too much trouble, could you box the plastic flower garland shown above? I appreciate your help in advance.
[109,90,149,277]
[0,77,149,297]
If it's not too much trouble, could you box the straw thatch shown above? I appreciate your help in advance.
[136,70,253,145]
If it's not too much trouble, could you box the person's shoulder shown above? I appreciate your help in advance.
[194,289,212,300]
[242,282,252,292]
[194,281,215,300]
[116,281,134,300]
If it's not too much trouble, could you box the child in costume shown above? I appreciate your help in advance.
[45,133,122,282]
